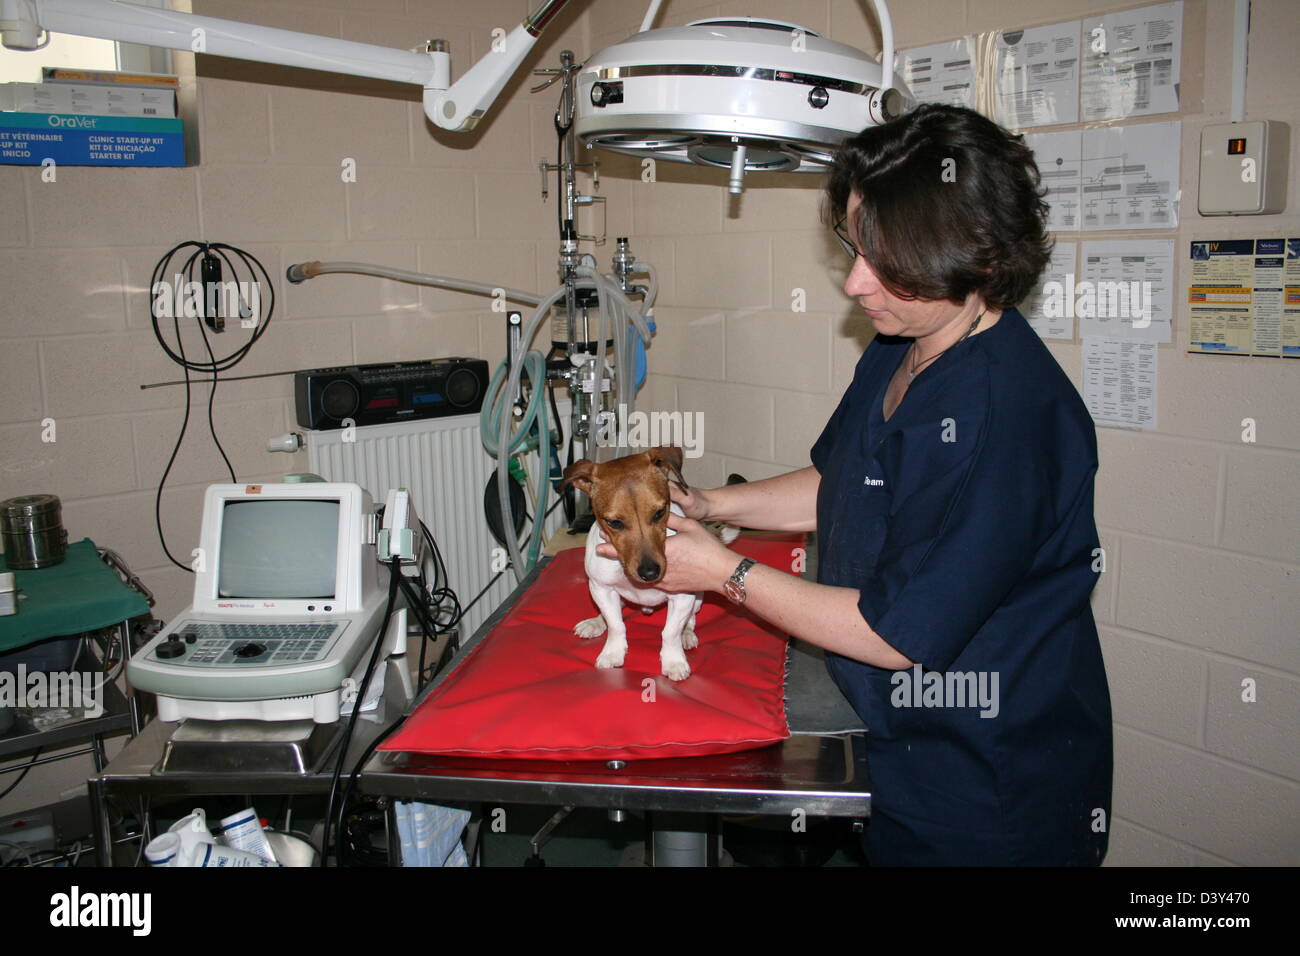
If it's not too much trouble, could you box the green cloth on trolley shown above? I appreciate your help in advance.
[0,538,150,653]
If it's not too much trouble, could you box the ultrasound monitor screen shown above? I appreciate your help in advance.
[217,499,339,599]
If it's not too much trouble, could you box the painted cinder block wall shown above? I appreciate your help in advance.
[0,0,1295,867]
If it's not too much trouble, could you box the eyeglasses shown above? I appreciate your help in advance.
[832,217,862,261]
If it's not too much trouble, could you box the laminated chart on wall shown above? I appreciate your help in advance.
[1082,337,1158,429]
[897,38,978,109]
[1081,121,1180,230]
[1020,241,1078,340]
[1079,239,1175,343]
[993,20,1081,129]
[1081,1,1183,122]
[1026,129,1084,231]
[1187,238,1300,358]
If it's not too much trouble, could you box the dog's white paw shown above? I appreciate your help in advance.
[661,656,691,681]
[595,647,626,669]
[574,616,606,639]
[681,627,698,651]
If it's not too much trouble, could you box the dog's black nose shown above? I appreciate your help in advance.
[637,559,661,582]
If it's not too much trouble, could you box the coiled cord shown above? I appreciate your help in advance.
[148,241,274,572]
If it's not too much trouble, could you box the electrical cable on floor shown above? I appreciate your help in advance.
[148,241,274,572]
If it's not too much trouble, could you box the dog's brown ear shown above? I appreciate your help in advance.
[646,446,689,491]
[562,458,598,495]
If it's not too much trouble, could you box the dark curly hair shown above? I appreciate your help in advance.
[825,103,1053,310]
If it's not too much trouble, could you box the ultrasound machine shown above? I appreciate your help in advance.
[128,481,410,727]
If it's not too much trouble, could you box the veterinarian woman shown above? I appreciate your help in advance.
[645,103,1113,866]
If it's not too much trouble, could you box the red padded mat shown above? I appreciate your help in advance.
[381,533,803,761]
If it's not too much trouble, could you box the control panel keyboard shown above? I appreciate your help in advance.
[151,621,347,667]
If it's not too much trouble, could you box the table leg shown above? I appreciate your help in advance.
[650,812,716,867]
[386,801,401,866]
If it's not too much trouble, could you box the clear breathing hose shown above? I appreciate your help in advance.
[491,270,654,582]
[488,282,569,579]
[485,349,550,569]
[635,261,658,318]
[494,281,585,580]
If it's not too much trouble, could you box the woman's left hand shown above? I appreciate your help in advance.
[596,512,737,593]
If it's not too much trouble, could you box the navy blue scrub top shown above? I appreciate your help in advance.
[811,309,1113,866]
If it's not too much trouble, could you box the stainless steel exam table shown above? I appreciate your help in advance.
[361,553,871,866]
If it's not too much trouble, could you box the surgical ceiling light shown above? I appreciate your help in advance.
[0,0,909,193]
[575,6,911,193]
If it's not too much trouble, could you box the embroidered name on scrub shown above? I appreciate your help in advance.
[863,476,885,486]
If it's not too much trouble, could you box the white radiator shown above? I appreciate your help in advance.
[305,412,568,643]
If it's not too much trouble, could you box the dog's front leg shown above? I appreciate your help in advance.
[587,584,629,670]
[681,596,704,650]
[660,593,697,681]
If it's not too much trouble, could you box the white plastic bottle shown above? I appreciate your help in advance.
[219,808,278,863]
[189,842,281,867]
[144,830,281,867]
[167,807,218,858]
[143,831,185,867]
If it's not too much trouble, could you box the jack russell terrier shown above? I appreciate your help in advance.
[561,447,739,681]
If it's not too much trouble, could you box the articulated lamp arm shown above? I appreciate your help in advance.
[0,0,577,131]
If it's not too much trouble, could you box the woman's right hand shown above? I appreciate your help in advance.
[669,481,711,521]
[666,466,819,533]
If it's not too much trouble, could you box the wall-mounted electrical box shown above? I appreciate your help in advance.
[1198,120,1290,215]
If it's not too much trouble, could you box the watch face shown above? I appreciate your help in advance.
[723,580,743,604]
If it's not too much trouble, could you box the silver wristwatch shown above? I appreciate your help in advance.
[722,558,756,605]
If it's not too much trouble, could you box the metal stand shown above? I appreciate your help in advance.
[88,657,412,867]
[157,719,343,775]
